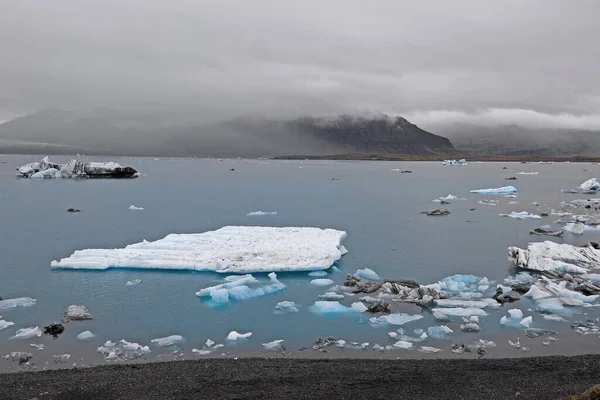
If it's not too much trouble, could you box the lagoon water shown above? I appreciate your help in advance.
[1,154,600,368]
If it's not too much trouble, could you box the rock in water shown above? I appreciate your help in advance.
[422,209,450,216]
[63,305,93,321]
[66,208,81,213]
[43,323,65,337]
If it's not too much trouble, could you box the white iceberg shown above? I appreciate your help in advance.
[580,178,600,191]
[565,222,585,235]
[500,309,523,325]
[311,279,334,286]
[426,325,453,339]
[51,226,347,273]
[151,335,184,347]
[226,331,252,341]
[523,285,551,300]
[520,316,533,328]
[470,186,517,195]
[11,326,42,339]
[353,268,380,281]
[393,340,413,349]
[418,346,441,354]
[274,301,299,314]
[545,280,599,303]
[196,273,285,303]
[508,241,600,274]
[307,271,328,277]
[0,319,15,331]
[128,205,144,211]
[517,172,539,175]
[310,301,354,316]
[431,307,487,317]
[0,297,36,310]
[369,313,423,326]
[77,330,95,340]
[262,339,284,351]
[31,168,61,179]
[246,211,278,216]
[351,302,369,313]
[499,211,541,220]
[432,194,465,203]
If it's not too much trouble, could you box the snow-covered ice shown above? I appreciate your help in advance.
[499,211,541,220]
[226,331,252,341]
[470,186,517,195]
[274,301,299,314]
[508,241,600,273]
[11,327,42,339]
[353,268,380,281]
[77,330,95,340]
[51,226,347,273]
[0,297,36,310]
[311,279,334,286]
[151,335,184,346]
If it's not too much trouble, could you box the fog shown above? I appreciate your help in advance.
[1,0,599,130]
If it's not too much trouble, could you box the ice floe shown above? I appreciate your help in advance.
[442,159,467,166]
[151,335,184,346]
[432,194,465,203]
[418,346,441,354]
[517,172,539,175]
[311,279,334,286]
[499,211,541,220]
[246,211,278,216]
[128,205,144,211]
[434,299,488,308]
[426,275,492,299]
[319,292,345,300]
[196,273,285,303]
[226,331,252,341]
[17,156,137,179]
[126,279,142,286]
[77,330,95,340]
[368,313,423,326]
[426,325,453,339]
[353,268,380,281]
[262,340,284,351]
[431,307,487,317]
[97,339,151,360]
[477,199,498,206]
[0,297,36,310]
[470,186,517,195]
[351,302,369,313]
[0,318,15,331]
[393,340,413,349]
[307,271,328,277]
[564,222,585,235]
[11,327,42,339]
[51,226,347,273]
[274,301,299,314]
[63,305,93,321]
[310,301,354,316]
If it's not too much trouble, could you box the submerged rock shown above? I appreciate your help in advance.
[66,208,81,213]
[43,323,65,338]
[422,209,450,216]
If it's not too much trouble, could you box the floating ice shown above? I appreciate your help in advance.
[126,279,142,286]
[226,331,252,341]
[393,340,413,349]
[520,316,533,328]
[318,292,345,300]
[11,327,42,339]
[537,298,565,313]
[97,339,151,360]
[262,340,284,351]
[434,299,488,308]
[580,178,600,191]
[432,194,465,203]
[64,305,93,321]
[470,186,517,195]
[353,268,380,281]
[0,319,15,331]
[460,322,480,332]
[311,279,334,286]
[192,349,212,356]
[426,275,492,299]
[477,199,498,206]
[442,159,467,166]
[0,297,36,310]
[151,335,184,346]
[433,310,451,322]
[523,285,551,300]
[310,301,355,316]
[351,302,369,313]
[427,325,453,339]
[564,222,585,235]
[508,201,520,205]
[508,241,600,274]
[77,330,95,340]
[517,172,539,175]
[246,211,278,216]
[307,271,328,277]
[499,211,541,220]
[128,205,144,211]
[369,313,423,326]
[17,157,137,179]
[431,307,487,317]
[504,272,536,286]
[545,280,599,303]
[418,346,441,354]
[543,314,566,322]
[30,344,44,350]
[274,301,299,314]
[31,168,61,179]
[51,226,347,273]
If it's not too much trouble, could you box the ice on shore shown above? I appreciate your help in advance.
[274,301,299,314]
[128,205,144,211]
[0,297,36,310]
[226,331,252,341]
[247,211,278,216]
[508,241,600,274]
[499,211,541,220]
[310,301,354,316]
[77,330,95,340]
[311,279,334,286]
[580,178,600,191]
[470,186,517,195]
[196,273,285,303]
[431,307,487,317]
[97,339,151,360]
[51,226,348,273]
[353,268,380,281]
[11,327,42,339]
[151,335,184,346]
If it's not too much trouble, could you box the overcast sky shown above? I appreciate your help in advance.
[1,0,599,128]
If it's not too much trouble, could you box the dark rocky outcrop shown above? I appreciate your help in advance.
[492,287,520,304]
[344,275,381,294]
[43,323,65,338]
[366,300,391,313]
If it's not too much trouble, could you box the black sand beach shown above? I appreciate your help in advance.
[0,355,598,400]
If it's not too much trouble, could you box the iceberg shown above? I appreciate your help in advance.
[537,298,565,313]
[310,301,354,316]
[523,285,552,300]
[353,268,380,281]
[0,297,36,310]
[393,340,413,349]
[351,302,369,313]
[11,327,42,339]
[319,292,345,300]
[426,275,492,299]
[51,226,348,273]
[565,222,585,235]
[311,279,334,286]
[64,305,93,321]
[226,331,252,341]
[369,313,423,326]
[274,301,299,314]
[126,279,142,286]
[580,178,600,191]
[246,211,278,216]
[426,325,453,340]
[431,307,487,317]
[499,211,541,220]
[477,199,498,206]
[151,335,183,346]
[196,273,285,303]
[470,186,517,195]
[432,194,465,203]
[508,241,600,274]
[128,205,144,211]
[17,156,137,179]
[77,330,95,340]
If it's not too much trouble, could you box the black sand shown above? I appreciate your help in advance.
[1,355,598,400]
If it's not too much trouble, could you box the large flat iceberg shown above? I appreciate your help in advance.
[51,226,348,273]
[508,241,600,274]
[470,186,517,195]
[17,156,137,179]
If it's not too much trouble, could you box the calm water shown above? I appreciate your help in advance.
[1,154,600,369]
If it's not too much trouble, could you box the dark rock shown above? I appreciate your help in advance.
[367,300,391,313]
[590,242,600,250]
[510,284,531,294]
[230,168,235,171]
[529,227,564,236]
[573,282,600,296]
[344,275,381,294]
[492,287,520,304]
[422,209,450,216]
[469,208,476,211]
[541,213,549,217]
[43,323,65,338]
[401,170,412,173]
[66,208,81,213]
[505,177,517,180]
[502,167,507,169]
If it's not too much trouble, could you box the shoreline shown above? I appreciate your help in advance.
[0,355,597,399]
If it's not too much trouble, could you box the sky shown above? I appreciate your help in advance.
[1,0,599,128]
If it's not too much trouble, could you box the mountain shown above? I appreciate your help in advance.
[440,123,600,157]
[0,109,455,157]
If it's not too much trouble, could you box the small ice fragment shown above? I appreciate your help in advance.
[0,297,36,310]
[126,279,142,286]
[470,186,517,195]
[369,313,423,326]
[537,298,565,313]
[274,301,299,314]
[393,340,413,349]
[53,354,71,363]
[433,310,451,322]
[30,344,44,350]
[460,323,481,332]
[319,292,345,300]
[77,331,95,340]
[565,222,585,235]
[129,205,144,211]
[262,340,284,351]
[192,349,212,355]
[11,327,42,339]
[310,279,334,286]
[388,332,398,339]
[308,271,327,277]
[523,286,551,300]
[205,339,215,348]
[0,319,15,331]
[431,307,487,317]
[353,268,380,281]
[517,172,539,175]
[520,316,533,328]
[543,314,566,322]
[499,211,541,220]
[151,335,183,347]
[310,301,354,315]
[226,331,252,341]
[426,325,453,340]
[246,211,278,216]
[434,299,488,308]
[351,302,369,313]
[418,346,441,354]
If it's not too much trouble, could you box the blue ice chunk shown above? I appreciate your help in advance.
[470,186,517,195]
[426,325,453,340]
[353,268,381,281]
[310,301,354,316]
